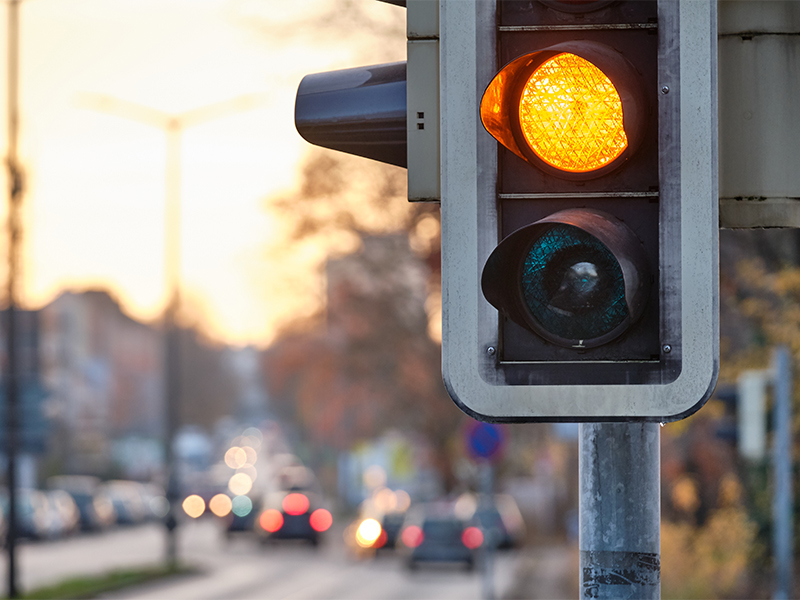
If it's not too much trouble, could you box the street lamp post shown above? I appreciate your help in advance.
[5,1,23,597]
[81,93,261,565]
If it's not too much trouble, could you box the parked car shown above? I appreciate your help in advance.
[105,480,147,526]
[46,476,116,531]
[400,503,483,571]
[44,489,81,538]
[474,494,526,550]
[139,483,169,521]
[0,488,51,540]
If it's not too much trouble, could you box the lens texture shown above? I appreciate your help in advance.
[518,53,627,172]
[522,224,628,341]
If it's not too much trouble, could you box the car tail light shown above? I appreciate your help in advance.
[309,508,333,532]
[461,526,484,549]
[282,493,310,516]
[259,509,284,533]
[374,529,388,549]
[401,525,424,548]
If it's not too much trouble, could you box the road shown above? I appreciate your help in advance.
[0,519,525,599]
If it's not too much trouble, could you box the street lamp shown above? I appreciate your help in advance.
[80,92,262,565]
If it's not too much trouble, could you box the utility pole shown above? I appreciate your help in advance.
[80,93,261,566]
[5,1,23,597]
[772,347,793,600]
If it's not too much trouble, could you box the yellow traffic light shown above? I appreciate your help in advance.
[480,42,647,179]
[518,53,627,173]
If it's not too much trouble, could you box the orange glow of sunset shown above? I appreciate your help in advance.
[0,0,405,346]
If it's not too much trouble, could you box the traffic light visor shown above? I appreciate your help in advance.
[481,42,647,179]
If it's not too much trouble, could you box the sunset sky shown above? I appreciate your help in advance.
[0,0,406,346]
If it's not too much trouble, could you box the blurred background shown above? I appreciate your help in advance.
[0,1,797,599]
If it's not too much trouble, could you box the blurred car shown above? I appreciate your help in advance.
[0,488,51,540]
[47,475,116,531]
[380,511,407,549]
[105,480,147,526]
[44,489,81,538]
[139,483,169,521]
[225,495,260,539]
[347,510,407,554]
[254,489,332,546]
[474,494,526,550]
[400,503,483,571]
[345,488,412,555]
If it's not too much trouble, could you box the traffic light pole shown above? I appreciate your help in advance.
[579,423,660,600]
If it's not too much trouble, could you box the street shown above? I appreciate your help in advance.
[0,519,526,599]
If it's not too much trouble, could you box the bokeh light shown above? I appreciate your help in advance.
[309,508,333,533]
[282,492,310,516]
[225,446,248,469]
[362,465,387,490]
[242,446,258,465]
[461,526,484,549]
[395,489,411,512]
[355,518,382,548]
[182,494,205,518]
[401,525,424,548]
[374,529,388,549]
[149,495,170,518]
[228,472,254,496]
[454,492,478,520]
[208,493,233,517]
[373,487,397,513]
[260,508,284,532]
[236,464,258,482]
[231,495,253,517]
[242,427,263,444]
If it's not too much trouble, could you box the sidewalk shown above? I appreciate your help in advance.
[503,544,578,600]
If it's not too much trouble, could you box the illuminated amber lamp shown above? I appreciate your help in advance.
[480,41,647,180]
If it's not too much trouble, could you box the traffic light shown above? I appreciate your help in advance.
[294,1,718,422]
[440,0,718,421]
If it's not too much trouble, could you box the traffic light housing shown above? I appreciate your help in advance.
[440,0,718,421]
[294,0,719,422]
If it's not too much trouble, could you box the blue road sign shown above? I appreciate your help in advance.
[466,421,505,462]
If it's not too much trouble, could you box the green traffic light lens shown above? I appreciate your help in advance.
[521,224,628,342]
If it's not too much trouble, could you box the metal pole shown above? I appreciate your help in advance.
[5,1,22,597]
[480,462,495,600]
[772,346,793,600]
[579,422,660,599]
[78,97,260,567]
[163,121,182,567]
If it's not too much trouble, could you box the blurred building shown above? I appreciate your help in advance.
[0,308,50,488]
[39,290,162,476]
[37,289,253,480]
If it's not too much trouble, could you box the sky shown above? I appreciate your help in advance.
[0,0,406,347]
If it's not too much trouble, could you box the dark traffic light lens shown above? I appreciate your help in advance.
[521,225,628,342]
[481,209,649,350]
